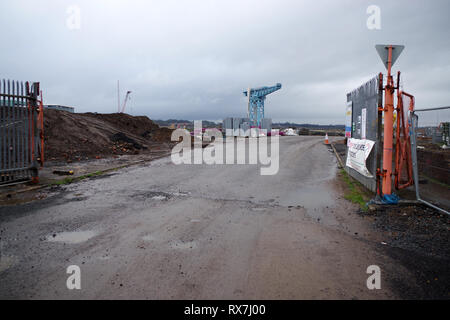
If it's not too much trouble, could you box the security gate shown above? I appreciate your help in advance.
[0,80,44,185]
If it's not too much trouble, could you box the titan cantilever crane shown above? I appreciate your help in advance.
[243,83,282,128]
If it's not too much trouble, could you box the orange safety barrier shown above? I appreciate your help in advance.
[394,89,414,190]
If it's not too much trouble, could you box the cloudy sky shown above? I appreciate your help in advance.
[1,0,449,124]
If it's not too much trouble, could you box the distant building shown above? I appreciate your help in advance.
[44,105,75,113]
[223,117,272,137]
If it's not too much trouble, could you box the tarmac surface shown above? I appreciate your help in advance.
[0,136,445,299]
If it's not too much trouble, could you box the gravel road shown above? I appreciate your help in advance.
[0,136,426,299]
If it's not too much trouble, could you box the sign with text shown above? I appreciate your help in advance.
[361,108,367,139]
[346,138,375,178]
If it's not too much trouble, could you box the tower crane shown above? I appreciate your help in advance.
[120,91,132,114]
[243,83,282,127]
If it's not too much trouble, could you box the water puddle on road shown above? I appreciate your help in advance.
[171,192,190,197]
[289,184,340,226]
[295,186,335,210]
[152,196,167,201]
[47,230,98,244]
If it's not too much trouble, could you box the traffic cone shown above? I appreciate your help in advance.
[324,133,330,145]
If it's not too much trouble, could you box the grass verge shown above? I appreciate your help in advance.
[339,169,371,211]
[51,171,105,186]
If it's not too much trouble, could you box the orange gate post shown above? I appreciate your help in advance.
[375,44,405,196]
[382,46,395,195]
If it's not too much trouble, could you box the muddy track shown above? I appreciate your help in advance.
[0,137,446,299]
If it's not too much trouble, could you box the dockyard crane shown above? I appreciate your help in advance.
[243,83,282,128]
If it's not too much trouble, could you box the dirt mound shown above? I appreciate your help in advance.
[111,132,145,150]
[43,110,174,162]
[85,113,159,136]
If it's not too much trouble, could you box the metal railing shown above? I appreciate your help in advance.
[0,79,44,186]
[410,106,450,215]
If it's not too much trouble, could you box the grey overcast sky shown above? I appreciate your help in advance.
[1,0,449,124]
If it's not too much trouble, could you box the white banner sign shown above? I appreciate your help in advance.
[346,138,375,178]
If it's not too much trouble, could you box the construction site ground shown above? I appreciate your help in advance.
[0,136,448,299]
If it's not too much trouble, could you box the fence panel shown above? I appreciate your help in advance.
[413,107,450,208]
[345,75,382,192]
[0,79,43,185]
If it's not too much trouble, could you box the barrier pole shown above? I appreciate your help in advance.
[382,46,395,195]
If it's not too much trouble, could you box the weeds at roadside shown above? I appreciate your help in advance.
[51,171,104,186]
[339,169,371,211]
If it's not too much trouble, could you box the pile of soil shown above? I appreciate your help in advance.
[43,110,175,162]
